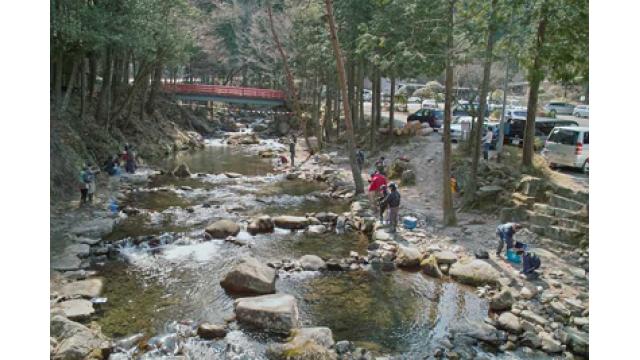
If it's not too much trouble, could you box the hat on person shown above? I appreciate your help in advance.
[389,182,397,190]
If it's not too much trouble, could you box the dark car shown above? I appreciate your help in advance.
[407,109,444,129]
[506,118,579,145]
[452,103,490,117]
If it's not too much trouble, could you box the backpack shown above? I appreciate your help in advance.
[522,252,541,274]
[82,171,94,183]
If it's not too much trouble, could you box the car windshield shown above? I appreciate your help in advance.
[514,111,527,117]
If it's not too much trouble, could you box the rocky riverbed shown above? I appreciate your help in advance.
[50,130,588,359]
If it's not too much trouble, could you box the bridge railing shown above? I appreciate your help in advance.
[162,84,286,100]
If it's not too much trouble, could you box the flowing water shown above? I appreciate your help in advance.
[54,138,494,358]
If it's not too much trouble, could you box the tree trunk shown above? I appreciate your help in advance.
[370,67,377,150]
[312,74,322,150]
[348,58,355,125]
[54,48,63,112]
[442,0,457,226]
[353,61,360,131]
[80,57,87,117]
[374,70,381,128]
[323,0,365,194]
[334,87,340,139]
[359,59,365,128]
[389,76,395,133]
[96,48,113,125]
[267,5,311,152]
[466,0,497,204]
[324,84,332,142]
[88,55,97,98]
[145,62,163,115]
[523,2,548,168]
[60,57,78,114]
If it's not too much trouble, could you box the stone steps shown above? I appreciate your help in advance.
[549,194,586,212]
[511,192,536,209]
[533,203,587,222]
[530,224,584,245]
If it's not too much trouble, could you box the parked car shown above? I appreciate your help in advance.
[506,118,579,146]
[452,102,490,117]
[407,109,444,130]
[422,99,438,109]
[450,117,498,148]
[542,126,589,173]
[363,89,372,102]
[544,101,575,116]
[572,105,589,118]
[504,108,528,121]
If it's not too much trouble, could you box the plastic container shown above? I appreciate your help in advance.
[108,199,119,214]
[506,249,521,264]
[403,216,418,230]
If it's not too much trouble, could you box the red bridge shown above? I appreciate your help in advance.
[162,84,287,106]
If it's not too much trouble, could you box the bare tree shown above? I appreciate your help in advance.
[323,0,365,194]
[442,0,457,226]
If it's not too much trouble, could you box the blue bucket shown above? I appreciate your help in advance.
[403,216,417,230]
[506,249,521,264]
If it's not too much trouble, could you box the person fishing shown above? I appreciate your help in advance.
[380,182,401,232]
[79,163,97,206]
[496,222,523,257]
[368,171,388,212]
[289,136,296,168]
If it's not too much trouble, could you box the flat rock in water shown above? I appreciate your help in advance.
[70,217,115,238]
[59,278,103,299]
[267,327,337,360]
[234,294,299,334]
[225,172,243,178]
[315,212,338,223]
[51,254,83,271]
[65,243,91,258]
[75,237,102,246]
[449,259,501,287]
[197,323,227,340]
[172,163,191,178]
[205,219,241,239]
[220,257,276,294]
[52,299,95,320]
[307,224,327,234]
[298,255,327,271]
[247,215,275,235]
[273,216,309,230]
[434,250,458,265]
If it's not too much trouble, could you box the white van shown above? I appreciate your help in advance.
[542,126,589,173]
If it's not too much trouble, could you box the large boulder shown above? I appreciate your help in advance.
[51,299,95,321]
[273,216,310,230]
[70,218,115,238]
[227,132,260,145]
[449,259,501,287]
[564,327,589,356]
[395,246,421,268]
[315,212,338,223]
[247,215,275,235]
[220,257,276,295]
[59,279,103,299]
[205,219,241,239]
[267,327,337,360]
[299,255,327,271]
[172,163,191,178]
[197,323,227,340]
[234,294,300,334]
[50,315,111,360]
[489,288,515,311]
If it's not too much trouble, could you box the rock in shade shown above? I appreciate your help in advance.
[519,310,548,326]
[51,254,83,271]
[197,323,227,340]
[519,286,537,300]
[449,259,501,287]
[315,212,339,223]
[266,327,337,360]
[225,172,243,178]
[172,163,191,178]
[273,216,310,230]
[220,257,276,294]
[420,255,443,279]
[234,294,299,334]
[59,278,103,299]
[247,215,275,235]
[564,327,589,356]
[489,288,515,311]
[497,312,522,334]
[395,246,422,268]
[205,219,241,239]
[298,255,327,271]
[51,299,95,321]
[373,229,392,242]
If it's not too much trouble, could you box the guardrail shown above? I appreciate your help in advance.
[162,84,286,100]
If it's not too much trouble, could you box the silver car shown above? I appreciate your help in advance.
[542,126,589,173]
[544,102,575,116]
[572,105,589,118]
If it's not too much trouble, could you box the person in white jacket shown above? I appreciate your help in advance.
[482,126,494,160]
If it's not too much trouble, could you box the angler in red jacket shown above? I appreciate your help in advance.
[367,171,388,211]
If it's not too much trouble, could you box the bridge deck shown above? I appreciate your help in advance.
[162,84,287,105]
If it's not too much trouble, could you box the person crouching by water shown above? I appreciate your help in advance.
[377,185,389,223]
[367,171,387,212]
[380,182,401,232]
[123,144,137,174]
[496,222,523,257]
